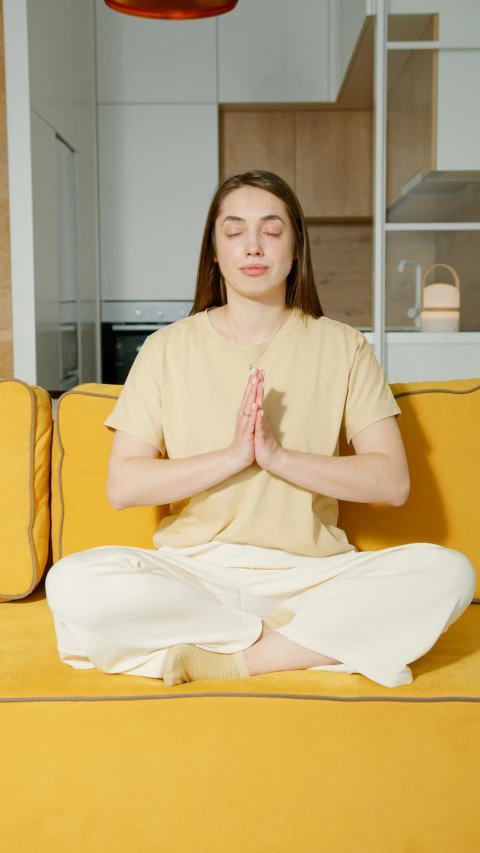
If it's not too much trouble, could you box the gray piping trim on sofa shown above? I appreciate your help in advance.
[0,378,51,602]
[1,693,479,704]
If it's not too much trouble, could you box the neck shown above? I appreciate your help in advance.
[223,300,291,346]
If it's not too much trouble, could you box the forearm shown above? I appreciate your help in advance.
[269,449,407,506]
[110,448,242,510]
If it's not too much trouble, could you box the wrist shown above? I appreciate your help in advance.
[266,446,289,476]
[224,446,247,476]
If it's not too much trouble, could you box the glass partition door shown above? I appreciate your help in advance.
[373,0,480,381]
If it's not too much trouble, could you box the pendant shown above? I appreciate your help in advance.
[249,363,253,370]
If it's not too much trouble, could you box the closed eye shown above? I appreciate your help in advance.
[226,233,281,238]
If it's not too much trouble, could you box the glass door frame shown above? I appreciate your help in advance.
[372,0,480,369]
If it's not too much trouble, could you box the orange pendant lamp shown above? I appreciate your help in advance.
[104,0,238,20]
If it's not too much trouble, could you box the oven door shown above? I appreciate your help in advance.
[101,323,169,385]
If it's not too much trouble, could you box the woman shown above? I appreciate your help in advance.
[45,170,476,688]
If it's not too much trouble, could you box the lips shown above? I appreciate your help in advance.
[241,266,268,271]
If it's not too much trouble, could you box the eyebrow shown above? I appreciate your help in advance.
[221,215,285,226]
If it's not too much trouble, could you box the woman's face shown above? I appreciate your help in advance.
[213,186,296,299]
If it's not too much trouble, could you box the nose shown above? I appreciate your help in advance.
[244,231,264,255]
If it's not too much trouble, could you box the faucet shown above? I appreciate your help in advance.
[397,259,423,329]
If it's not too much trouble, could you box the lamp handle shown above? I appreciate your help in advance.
[422,263,460,289]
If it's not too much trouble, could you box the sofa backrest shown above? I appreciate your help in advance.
[338,378,480,600]
[50,384,170,563]
[51,379,480,598]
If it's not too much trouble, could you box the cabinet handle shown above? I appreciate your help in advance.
[111,324,166,331]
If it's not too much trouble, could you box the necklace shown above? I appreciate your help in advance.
[223,304,291,371]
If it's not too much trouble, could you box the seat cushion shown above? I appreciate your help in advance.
[0,379,52,601]
[1,582,479,852]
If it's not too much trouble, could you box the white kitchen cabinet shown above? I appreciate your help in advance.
[30,110,61,391]
[98,105,218,301]
[390,1,479,13]
[218,0,330,103]
[386,10,480,217]
[388,6,480,172]
[27,0,96,165]
[436,48,480,172]
[75,154,100,383]
[375,334,480,383]
[95,0,217,104]
[30,118,99,391]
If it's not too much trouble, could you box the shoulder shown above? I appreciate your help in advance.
[143,312,202,352]
[301,312,362,355]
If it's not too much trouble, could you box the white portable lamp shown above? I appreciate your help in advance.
[420,264,460,333]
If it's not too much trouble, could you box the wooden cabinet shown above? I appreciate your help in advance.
[220,107,372,219]
[219,110,296,188]
[218,0,330,103]
[296,111,372,218]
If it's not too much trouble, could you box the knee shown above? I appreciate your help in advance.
[427,545,477,608]
[45,555,76,610]
[45,552,93,614]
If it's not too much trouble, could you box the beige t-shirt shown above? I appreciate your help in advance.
[103,307,402,557]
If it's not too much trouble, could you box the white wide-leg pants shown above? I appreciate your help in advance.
[45,540,476,688]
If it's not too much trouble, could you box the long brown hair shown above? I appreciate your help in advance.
[189,170,325,321]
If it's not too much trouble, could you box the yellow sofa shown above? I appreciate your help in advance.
[1,376,480,853]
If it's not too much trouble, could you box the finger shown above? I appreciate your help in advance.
[240,370,258,409]
[255,378,264,407]
[245,386,259,427]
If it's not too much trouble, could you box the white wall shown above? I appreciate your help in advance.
[3,0,100,386]
[329,0,367,101]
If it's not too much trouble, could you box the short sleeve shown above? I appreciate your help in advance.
[342,331,402,446]
[103,334,166,455]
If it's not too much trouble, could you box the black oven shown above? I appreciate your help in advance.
[101,301,193,385]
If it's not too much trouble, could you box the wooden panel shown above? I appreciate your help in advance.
[308,223,372,328]
[335,15,437,110]
[336,16,374,111]
[295,111,372,218]
[219,110,296,187]
[0,0,13,379]
[386,16,438,210]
